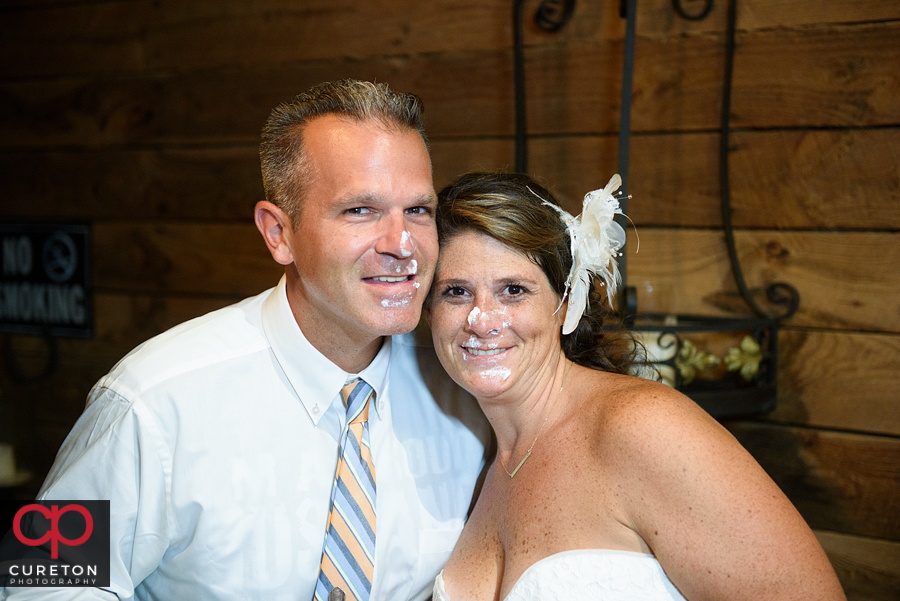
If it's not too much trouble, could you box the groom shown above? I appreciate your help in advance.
[4,79,488,601]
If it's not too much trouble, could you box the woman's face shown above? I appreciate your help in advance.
[427,230,564,400]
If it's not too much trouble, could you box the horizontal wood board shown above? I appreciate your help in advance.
[2,1,898,78]
[2,22,898,146]
[2,127,898,229]
[727,422,900,540]
[815,530,900,601]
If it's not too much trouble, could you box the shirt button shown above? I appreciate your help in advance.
[378,401,384,411]
[312,405,320,415]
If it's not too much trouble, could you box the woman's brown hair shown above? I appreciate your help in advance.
[435,171,639,374]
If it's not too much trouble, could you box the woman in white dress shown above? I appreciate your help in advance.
[426,172,845,601]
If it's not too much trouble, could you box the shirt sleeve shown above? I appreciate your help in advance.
[4,384,172,601]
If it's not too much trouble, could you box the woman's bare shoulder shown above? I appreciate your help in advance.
[578,371,846,600]
[581,371,715,448]
[578,370,756,497]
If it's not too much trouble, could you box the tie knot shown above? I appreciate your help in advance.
[341,378,373,425]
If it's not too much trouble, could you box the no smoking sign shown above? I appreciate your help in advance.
[0,224,93,338]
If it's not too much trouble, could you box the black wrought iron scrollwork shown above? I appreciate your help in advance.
[513,0,529,173]
[672,0,714,21]
[715,0,799,320]
[535,0,577,32]
[514,1,577,173]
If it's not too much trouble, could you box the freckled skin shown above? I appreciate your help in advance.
[428,232,565,401]
[430,234,845,601]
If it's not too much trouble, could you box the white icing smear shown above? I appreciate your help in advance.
[399,231,413,257]
[407,259,418,274]
[480,366,511,380]
[467,307,481,326]
[381,293,412,307]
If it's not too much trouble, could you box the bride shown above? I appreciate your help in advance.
[425,172,845,601]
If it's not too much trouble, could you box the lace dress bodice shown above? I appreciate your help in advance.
[433,549,688,601]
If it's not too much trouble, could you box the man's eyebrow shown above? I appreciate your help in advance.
[410,193,438,206]
[333,192,379,207]
[334,192,437,207]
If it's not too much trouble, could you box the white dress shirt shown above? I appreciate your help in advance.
[3,276,488,601]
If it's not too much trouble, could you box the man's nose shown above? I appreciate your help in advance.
[374,213,415,259]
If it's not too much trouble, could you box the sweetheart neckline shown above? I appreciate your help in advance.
[437,548,660,601]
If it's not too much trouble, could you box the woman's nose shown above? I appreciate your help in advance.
[467,302,506,337]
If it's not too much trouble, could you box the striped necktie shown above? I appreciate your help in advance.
[314,378,376,601]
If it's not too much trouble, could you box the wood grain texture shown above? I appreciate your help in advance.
[773,329,900,436]
[727,422,900,540]
[732,22,900,128]
[815,530,900,601]
[3,128,896,228]
[3,1,897,78]
[628,229,900,334]
[92,222,281,296]
[0,147,263,221]
[2,20,898,145]
[497,128,900,229]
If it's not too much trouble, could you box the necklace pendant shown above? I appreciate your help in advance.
[507,450,532,478]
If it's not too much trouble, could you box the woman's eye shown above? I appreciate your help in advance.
[505,285,527,295]
[445,286,468,297]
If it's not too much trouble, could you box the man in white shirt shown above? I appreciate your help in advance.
[3,80,488,601]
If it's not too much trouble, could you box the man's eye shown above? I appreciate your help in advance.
[406,206,432,215]
[346,207,373,215]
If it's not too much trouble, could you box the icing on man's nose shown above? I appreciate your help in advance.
[399,230,414,258]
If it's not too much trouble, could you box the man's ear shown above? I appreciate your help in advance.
[255,200,294,266]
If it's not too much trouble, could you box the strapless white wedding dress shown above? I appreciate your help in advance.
[433,549,688,601]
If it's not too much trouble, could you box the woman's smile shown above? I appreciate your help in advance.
[428,230,564,399]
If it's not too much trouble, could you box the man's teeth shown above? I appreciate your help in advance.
[372,276,408,283]
[466,348,505,356]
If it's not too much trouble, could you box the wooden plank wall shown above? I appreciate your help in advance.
[1,0,898,597]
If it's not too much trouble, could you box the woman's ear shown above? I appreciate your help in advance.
[556,294,570,334]
[255,200,294,266]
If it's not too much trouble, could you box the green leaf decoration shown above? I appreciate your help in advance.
[724,335,763,381]
[675,339,721,385]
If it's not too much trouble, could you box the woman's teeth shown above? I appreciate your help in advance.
[372,276,408,283]
[466,348,505,356]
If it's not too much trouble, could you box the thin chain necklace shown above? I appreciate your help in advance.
[500,362,571,478]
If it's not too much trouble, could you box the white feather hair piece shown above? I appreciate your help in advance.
[539,174,628,335]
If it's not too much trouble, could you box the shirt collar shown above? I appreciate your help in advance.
[261,276,392,425]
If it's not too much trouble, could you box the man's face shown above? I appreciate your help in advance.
[283,115,438,352]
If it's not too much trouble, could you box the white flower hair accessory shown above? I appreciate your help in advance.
[535,174,629,335]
